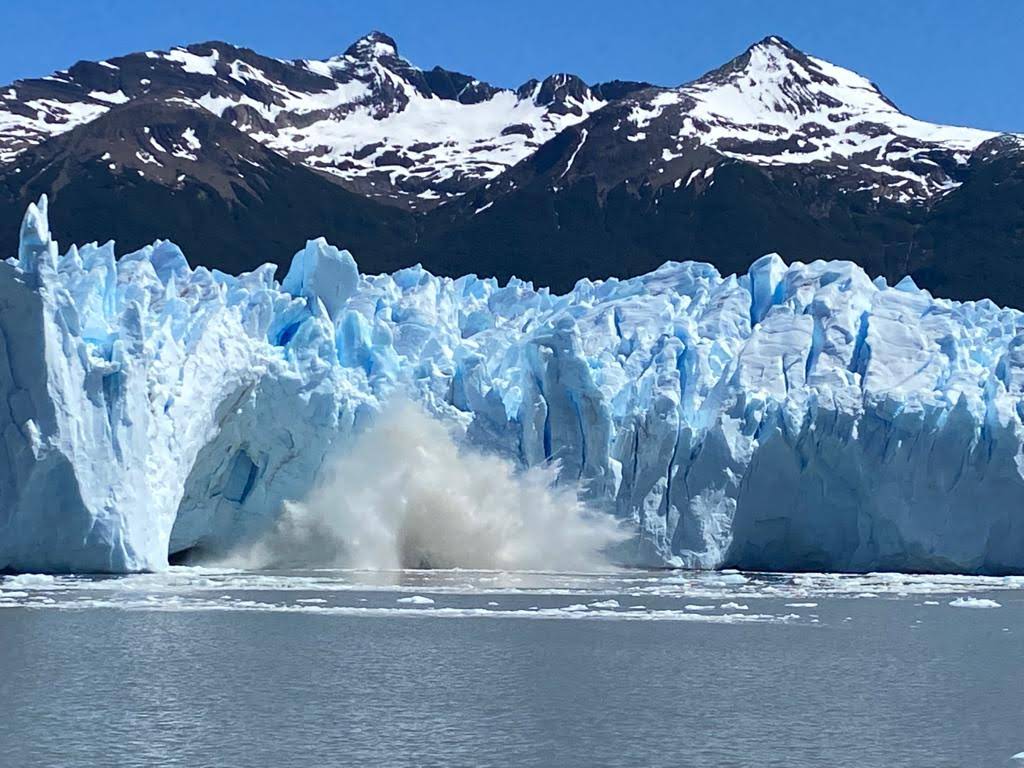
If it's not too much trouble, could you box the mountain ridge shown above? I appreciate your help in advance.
[1,31,1023,305]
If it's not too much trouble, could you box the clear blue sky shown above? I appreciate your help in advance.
[1,0,1020,132]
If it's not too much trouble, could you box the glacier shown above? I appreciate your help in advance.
[1,196,1023,574]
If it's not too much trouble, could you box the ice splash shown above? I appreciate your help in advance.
[237,401,627,571]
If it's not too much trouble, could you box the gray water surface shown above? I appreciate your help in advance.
[0,569,1021,768]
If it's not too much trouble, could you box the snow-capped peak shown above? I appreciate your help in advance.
[692,34,898,123]
[613,34,1007,203]
[252,34,607,209]
[342,30,401,61]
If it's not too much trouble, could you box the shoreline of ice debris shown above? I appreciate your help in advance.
[1,567,1019,624]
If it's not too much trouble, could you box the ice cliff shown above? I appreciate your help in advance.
[1,197,1022,574]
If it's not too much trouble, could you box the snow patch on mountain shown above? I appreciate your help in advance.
[270,88,603,202]
[0,98,109,163]
[166,48,221,76]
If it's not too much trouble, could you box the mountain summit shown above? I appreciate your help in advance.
[690,34,899,121]
[665,34,993,200]
[342,30,401,59]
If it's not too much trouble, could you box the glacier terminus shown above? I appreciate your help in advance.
[1,196,1022,574]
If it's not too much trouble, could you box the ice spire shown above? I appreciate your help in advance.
[18,194,57,275]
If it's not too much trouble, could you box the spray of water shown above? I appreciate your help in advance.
[238,400,627,571]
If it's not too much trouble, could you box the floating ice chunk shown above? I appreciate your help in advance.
[3,573,57,588]
[948,597,1001,609]
[713,573,749,585]
[396,595,435,605]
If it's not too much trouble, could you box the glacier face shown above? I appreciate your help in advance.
[1,197,1023,574]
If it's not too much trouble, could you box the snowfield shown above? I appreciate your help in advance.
[1,197,1023,573]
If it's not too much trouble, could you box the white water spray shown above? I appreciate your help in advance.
[239,400,627,571]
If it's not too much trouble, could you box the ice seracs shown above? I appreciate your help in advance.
[2,197,1024,574]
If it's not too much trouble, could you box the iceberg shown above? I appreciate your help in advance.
[1,196,1022,574]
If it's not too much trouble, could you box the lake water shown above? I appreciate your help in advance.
[0,568,1022,767]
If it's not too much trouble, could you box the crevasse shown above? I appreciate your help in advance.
[1,197,1022,574]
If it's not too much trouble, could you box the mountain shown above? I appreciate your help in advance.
[415,37,1024,302]
[1,33,1022,305]
[0,32,620,210]
[0,98,415,275]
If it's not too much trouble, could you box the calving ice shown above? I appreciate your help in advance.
[1,196,1023,574]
